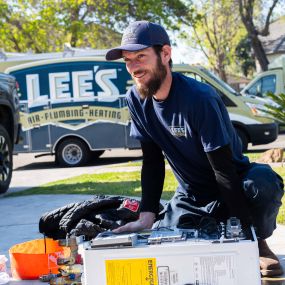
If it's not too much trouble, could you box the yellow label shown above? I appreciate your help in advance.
[105,258,158,285]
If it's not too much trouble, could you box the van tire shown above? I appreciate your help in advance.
[0,125,13,194]
[235,128,248,152]
[56,138,90,167]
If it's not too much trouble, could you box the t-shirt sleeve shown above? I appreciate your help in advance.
[193,88,230,152]
[126,92,152,142]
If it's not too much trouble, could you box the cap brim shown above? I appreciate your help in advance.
[105,44,150,60]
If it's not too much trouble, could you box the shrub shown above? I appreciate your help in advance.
[263,92,285,125]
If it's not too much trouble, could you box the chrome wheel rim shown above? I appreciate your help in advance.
[62,144,82,165]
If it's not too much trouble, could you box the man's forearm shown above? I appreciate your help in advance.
[206,144,252,224]
[140,141,165,213]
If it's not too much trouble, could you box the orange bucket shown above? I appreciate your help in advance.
[9,238,67,280]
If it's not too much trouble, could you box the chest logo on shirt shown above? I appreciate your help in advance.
[169,126,186,137]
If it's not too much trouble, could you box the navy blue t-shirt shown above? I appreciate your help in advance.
[126,72,250,201]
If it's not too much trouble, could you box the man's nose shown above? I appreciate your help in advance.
[127,60,140,73]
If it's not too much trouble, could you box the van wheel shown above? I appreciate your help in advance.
[235,128,248,152]
[56,138,90,167]
[0,125,13,194]
[91,150,105,160]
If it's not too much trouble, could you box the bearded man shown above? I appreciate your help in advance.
[106,20,284,277]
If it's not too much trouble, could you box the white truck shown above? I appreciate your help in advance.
[241,55,285,131]
[0,51,278,167]
[241,55,285,99]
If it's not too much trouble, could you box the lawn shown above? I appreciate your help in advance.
[110,152,263,167]
[6,158,285,224]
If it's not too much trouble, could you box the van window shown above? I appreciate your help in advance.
[262,75,276,95]
[181,71,236,107]
[247,75,276,97]
[182,72,204,83]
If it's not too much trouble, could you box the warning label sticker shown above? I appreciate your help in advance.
[193,254,236,285]
[105,258,158,285]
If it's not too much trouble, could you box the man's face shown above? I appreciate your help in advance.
[122,47,167,99]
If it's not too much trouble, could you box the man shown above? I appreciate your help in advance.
[106,20,284,277]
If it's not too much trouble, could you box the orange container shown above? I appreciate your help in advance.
[9,238,67,280]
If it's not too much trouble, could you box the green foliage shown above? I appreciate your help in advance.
[235,36,256,77]
[181,0,247,82]
[0,0,195,53]
[263,92,285,124]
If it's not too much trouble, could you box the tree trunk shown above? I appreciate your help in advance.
[219,68,227,83]
[237,0,279,72]
[217,54,227,82]
[70,34,78,47]
[249,32,269,71]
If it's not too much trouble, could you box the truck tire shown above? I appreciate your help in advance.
[235,128,248,152]
[0,125,13,194]
[56,138,90,167]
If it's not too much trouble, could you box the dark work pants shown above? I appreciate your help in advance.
[154,163,284,239]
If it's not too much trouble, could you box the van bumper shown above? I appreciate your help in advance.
[246,122,278,145]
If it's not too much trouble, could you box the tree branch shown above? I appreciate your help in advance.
[259,0,279,36]
[192,25,210,60]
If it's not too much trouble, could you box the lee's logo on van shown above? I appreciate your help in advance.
[26,66,122,108]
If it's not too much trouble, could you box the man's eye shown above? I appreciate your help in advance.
[137,54,145,59]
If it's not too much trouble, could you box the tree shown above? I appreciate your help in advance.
[0,0,64,52]
[235,36,256,77]
[237,0,280,71]
[0,0,193,53]
[180,0,246,82]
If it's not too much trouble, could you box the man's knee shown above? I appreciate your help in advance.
[243,163,284,238]
[243,163,284,205]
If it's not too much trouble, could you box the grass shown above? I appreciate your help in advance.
[244,152,263,162]
[6,150,284,224]
[7,169,178,200]
[109,152,263,168]
[7,151,266,199]
[273,166,285,224]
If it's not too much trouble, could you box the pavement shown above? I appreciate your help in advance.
[0,194,93,285]
[0,194,285,285]
[0,143,285,284]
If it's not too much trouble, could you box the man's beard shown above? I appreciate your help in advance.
[135,57,167,99]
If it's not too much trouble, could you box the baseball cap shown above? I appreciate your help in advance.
[105,21,170,60]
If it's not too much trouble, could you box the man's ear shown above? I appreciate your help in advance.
[161,45,172,65]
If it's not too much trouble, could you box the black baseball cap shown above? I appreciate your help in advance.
[105,21,170,60]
